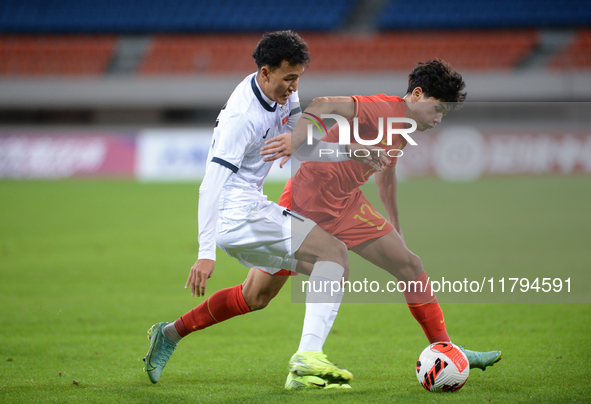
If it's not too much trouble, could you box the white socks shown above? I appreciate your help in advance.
[298,261,345,352]
[322,292,343,342]
[163,322,182,344]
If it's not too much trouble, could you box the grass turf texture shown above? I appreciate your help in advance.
[0,177,590,403]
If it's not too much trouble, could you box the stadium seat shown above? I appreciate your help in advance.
[0,35,117,76]
[138,30,539,75]
[378,0,591,29]
[0,0,356,33]
[549,29,591,69]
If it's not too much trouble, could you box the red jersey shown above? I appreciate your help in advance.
[292,95,408,221]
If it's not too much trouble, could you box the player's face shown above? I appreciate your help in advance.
[406,88,450,132]
[260,61,304,105]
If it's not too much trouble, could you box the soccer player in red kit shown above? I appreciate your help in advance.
[261,60,501,388]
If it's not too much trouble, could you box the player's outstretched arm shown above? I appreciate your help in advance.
[260,96,354,166]
[187,162,233,296]
[294,96,356,148]
[261,96,387,170]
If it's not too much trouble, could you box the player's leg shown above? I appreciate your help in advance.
[238,259,350,390]
[241,268,290,310]
[351,230,449,343]
[287,224,353,384]
[177,267,290,333]
[160,179,294,346]
[280,181,351,388]
[144,200,296,383]
[144,281,253,383]
[282,179,346,360]
[145,266,293,381]
[144,202,346,384]
[351,231,501,369]
[209,203,351,382]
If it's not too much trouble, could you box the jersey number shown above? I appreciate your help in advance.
[353,204,386,231]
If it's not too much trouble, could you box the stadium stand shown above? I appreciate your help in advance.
[138,34,262,75]
[139,30,539,75]
[0,0,588,77]
[0,0,356,33]
[303,30,538,72]
[0,0,588,108]
[549,28,591,69]
[378,0,591,30]
[0,35,117,76]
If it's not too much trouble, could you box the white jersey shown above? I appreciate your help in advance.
[206,72,300,209]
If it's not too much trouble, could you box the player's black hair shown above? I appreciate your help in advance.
[252,30,310,71]
[406,59,467,109]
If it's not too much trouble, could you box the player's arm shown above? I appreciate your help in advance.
[375,164,404,241]
[186,160,234,297]
[261,96,354,164]
[298,95,356,121]
[261,96,387,169]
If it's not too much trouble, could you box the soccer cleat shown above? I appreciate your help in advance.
[460,347,502,371]
[288,351,353,384]
[284,372,352,390]
[143,322,177,383]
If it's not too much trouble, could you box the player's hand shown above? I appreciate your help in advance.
[346,144,389,171]
[185,259,215,297]
[260,133,292,168]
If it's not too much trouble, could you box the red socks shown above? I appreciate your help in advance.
[403,272,450,343]
[173,275,448,344]
[175,284,251,337]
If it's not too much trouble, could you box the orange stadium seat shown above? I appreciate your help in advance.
[0,35,117,76]
[0,31,539,77]
[139,30,538,75]
[138,34,261,75]
[549,29,591,70]
[301,30,538,72]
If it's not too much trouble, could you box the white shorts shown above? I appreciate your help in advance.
[216,199,316,274]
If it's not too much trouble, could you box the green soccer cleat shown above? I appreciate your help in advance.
[285,372,352,390]
[460,347,502,371]
[288,351,353,384]
[143,322,177,383]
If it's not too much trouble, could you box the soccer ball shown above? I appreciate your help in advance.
[416,342,469,392]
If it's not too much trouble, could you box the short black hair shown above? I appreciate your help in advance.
[252,30,310,71]
[406,59,466,108]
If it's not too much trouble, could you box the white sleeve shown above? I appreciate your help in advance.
[286,102,302,132]
[197,162,234,261]
[213,114,255,169]
[292,137,350,162]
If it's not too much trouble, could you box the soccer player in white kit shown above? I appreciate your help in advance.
[143,30,385,389]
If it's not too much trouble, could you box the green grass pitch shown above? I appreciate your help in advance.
[1,177,590,403]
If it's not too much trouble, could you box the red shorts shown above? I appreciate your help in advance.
[284,178,394,249]
[263,178,394,276]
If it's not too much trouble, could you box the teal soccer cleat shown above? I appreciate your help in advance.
[460,347,502,370]
[143,322,177,383]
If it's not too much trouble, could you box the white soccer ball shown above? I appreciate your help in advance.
[416,342,470,392]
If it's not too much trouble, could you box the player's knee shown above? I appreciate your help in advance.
[398,252,424,281]
[409,253,423,271]
[324,238,348,265]
[245,293,274,311]
[335,240,348,263]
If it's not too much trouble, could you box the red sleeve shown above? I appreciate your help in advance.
[352,95,404,142]
[351,94,408,162]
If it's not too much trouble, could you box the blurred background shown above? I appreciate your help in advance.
[0,0,590,180]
